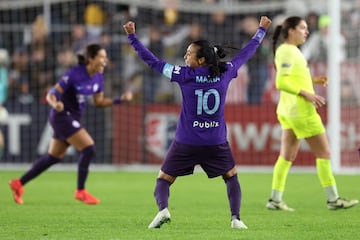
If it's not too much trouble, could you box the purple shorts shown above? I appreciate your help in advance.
[161,140,236,178]
[49,113,82,141]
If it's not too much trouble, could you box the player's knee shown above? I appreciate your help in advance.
[222,167,237,180]
[318,149,330,159]
[78,145,96,168]
[81,145,96,157]
[158,171,176,184]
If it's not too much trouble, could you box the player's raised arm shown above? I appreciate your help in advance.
[259,16,272,30]
[123,21,167,76]
[123,21,136,35]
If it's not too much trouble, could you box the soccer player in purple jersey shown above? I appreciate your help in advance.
[9,44,133,205]
[123,16,271,229]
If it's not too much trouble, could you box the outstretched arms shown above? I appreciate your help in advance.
[93,91,133,108]
[229,16,272,74]
[259,16,272,30]
[123,21,168,76]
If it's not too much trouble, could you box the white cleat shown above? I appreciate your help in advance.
[148,208,171,229]
[327,197,359,210]
[231,219,248,229]
[266,199,295,211]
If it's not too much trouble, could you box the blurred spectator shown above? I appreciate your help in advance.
[84,3,107,45]
[23,15,56,103]
[301,15,347,63]
[305,11,320,37]
[55,48,76,80]
[8,48,32,104]
[0,48,10,159]
[174,22,204,62]
[341,79,358,106]
[142,26,165,103]
[343,5,360,61]
[70,24,89,53]
[239,16,271,104]
[100,31,123,94]
[205,11,240,46]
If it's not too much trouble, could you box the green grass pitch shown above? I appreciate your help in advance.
[0,170,359,240]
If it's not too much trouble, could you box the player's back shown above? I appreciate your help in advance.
[172,66,231,146]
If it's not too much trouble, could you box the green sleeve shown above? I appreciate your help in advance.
[276,74,300,95]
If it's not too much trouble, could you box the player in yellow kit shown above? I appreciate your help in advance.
[266,16,358,211]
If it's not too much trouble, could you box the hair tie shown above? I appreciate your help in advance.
[213,46,218,54]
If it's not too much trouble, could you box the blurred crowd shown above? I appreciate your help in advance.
[1,0,360,107]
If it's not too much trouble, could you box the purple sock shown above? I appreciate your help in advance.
[77,145,95,190]
[225,174,241,220]
[20,155,61,185]
[154,178,170,210]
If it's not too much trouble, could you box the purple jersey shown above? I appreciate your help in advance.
[128,28,266,145]
[50,64,104,120]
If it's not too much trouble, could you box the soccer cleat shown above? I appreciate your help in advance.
[148,208,171,229]
[266,198,295,211]
[327,197,359,210]
[9,179,24,205]
[74,189,100,205]
[231,219,248,229]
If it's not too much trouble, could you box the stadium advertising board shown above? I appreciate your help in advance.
[0,102,106,163]
[113,104,360,167]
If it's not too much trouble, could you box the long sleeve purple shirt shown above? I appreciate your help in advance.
[128,27,266,145]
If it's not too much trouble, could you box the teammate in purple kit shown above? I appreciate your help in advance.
[9,44,133,205]
[123,16,272,229]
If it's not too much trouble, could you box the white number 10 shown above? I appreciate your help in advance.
[195,89,220,115]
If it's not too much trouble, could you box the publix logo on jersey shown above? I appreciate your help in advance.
[145,113,178,158]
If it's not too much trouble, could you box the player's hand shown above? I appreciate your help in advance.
[312,94,326,108]
[313,76,328,86]
[123,21,136,34]
[259,16,272,30]
[121,91,133,102]
[300,90,326,108]
[53,101,64,112]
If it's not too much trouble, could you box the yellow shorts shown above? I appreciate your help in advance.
[277,113,326,139]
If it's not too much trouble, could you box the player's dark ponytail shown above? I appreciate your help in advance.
[272,25,282,56]
[193,40,227,78]
[77,43,103,65]
[77,54,86,65]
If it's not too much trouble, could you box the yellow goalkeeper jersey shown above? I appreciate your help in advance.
[275,43,316,118]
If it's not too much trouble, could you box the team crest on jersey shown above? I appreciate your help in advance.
[93,83,99,92]
[281,63,291,68]
[72,120,80,128]
[173,65,181,74]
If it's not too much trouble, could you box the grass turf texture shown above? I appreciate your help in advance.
[0,170,359,240]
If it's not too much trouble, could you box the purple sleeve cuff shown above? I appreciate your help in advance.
[113,97,121,104]
[49,87,61,100]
